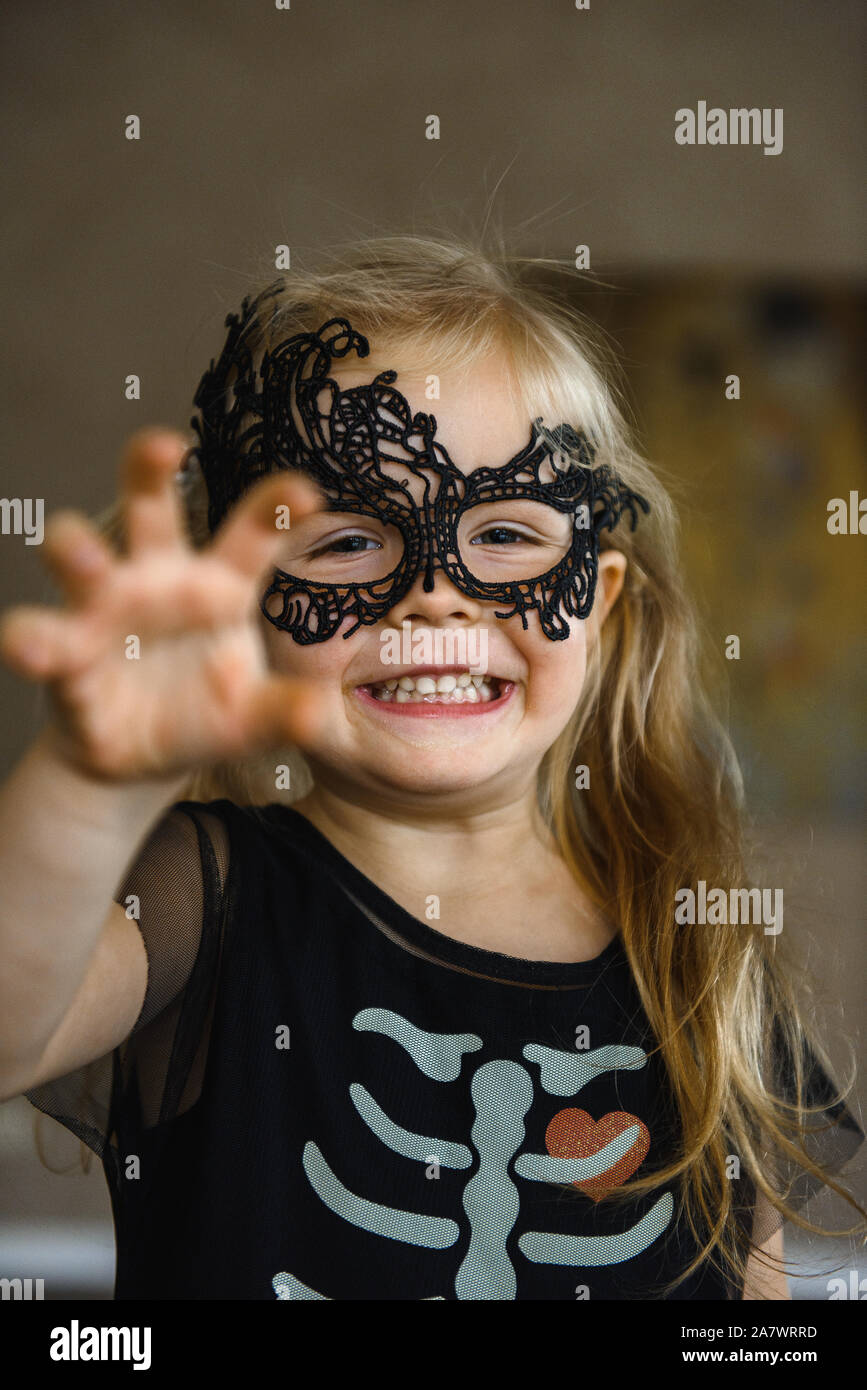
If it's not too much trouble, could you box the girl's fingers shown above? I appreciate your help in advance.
[41,511,115,607]
[0,604,105,680]
[121,429,191,557]
[208,472,323,584]
[242,673,326,749]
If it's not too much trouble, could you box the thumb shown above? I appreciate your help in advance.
[246,674,327,749]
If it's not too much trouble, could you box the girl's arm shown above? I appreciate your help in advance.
[0,728,187,1098]
[741,1195,790,1300]
[0,429,324,1099]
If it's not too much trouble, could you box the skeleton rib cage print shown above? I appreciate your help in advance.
[273,1007,674,1300]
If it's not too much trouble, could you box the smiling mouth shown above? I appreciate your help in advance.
[353,670,515,716]
[362,672,504,704]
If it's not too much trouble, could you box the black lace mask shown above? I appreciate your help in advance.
[189,297,649,643]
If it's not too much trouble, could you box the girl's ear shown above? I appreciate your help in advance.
[593,549,628,629]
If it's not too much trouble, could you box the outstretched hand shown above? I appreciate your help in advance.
[0,429,326,779]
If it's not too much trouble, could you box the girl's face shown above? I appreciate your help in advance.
[259,352,626,809]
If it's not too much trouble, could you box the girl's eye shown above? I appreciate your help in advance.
[471,527,539,546]
[282,518,400,583]
[310,533,382,557]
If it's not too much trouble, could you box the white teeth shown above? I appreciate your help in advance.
[366,671,506,705]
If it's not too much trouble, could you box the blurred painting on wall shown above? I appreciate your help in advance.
[589,279,866,817]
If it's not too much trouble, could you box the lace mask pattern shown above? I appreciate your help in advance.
[189,297,650,642]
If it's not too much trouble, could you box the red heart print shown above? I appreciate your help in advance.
[545,1108,650,1202]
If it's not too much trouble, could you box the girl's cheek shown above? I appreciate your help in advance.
[261,631,323,686]
[516,622,587,696]
[260,625,383,717]
[533,650,588,732]
[260,624,299,675]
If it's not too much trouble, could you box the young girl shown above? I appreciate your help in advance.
[0,236,863,1301]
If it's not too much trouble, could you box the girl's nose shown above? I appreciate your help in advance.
[387,566,487,629]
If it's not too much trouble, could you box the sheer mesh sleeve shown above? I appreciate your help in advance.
[24,800,231,1185]
[749,1020,865,1247]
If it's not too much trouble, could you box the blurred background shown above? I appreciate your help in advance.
[0,0,864,1299]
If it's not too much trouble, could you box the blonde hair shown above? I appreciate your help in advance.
[54,231,867,1294]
